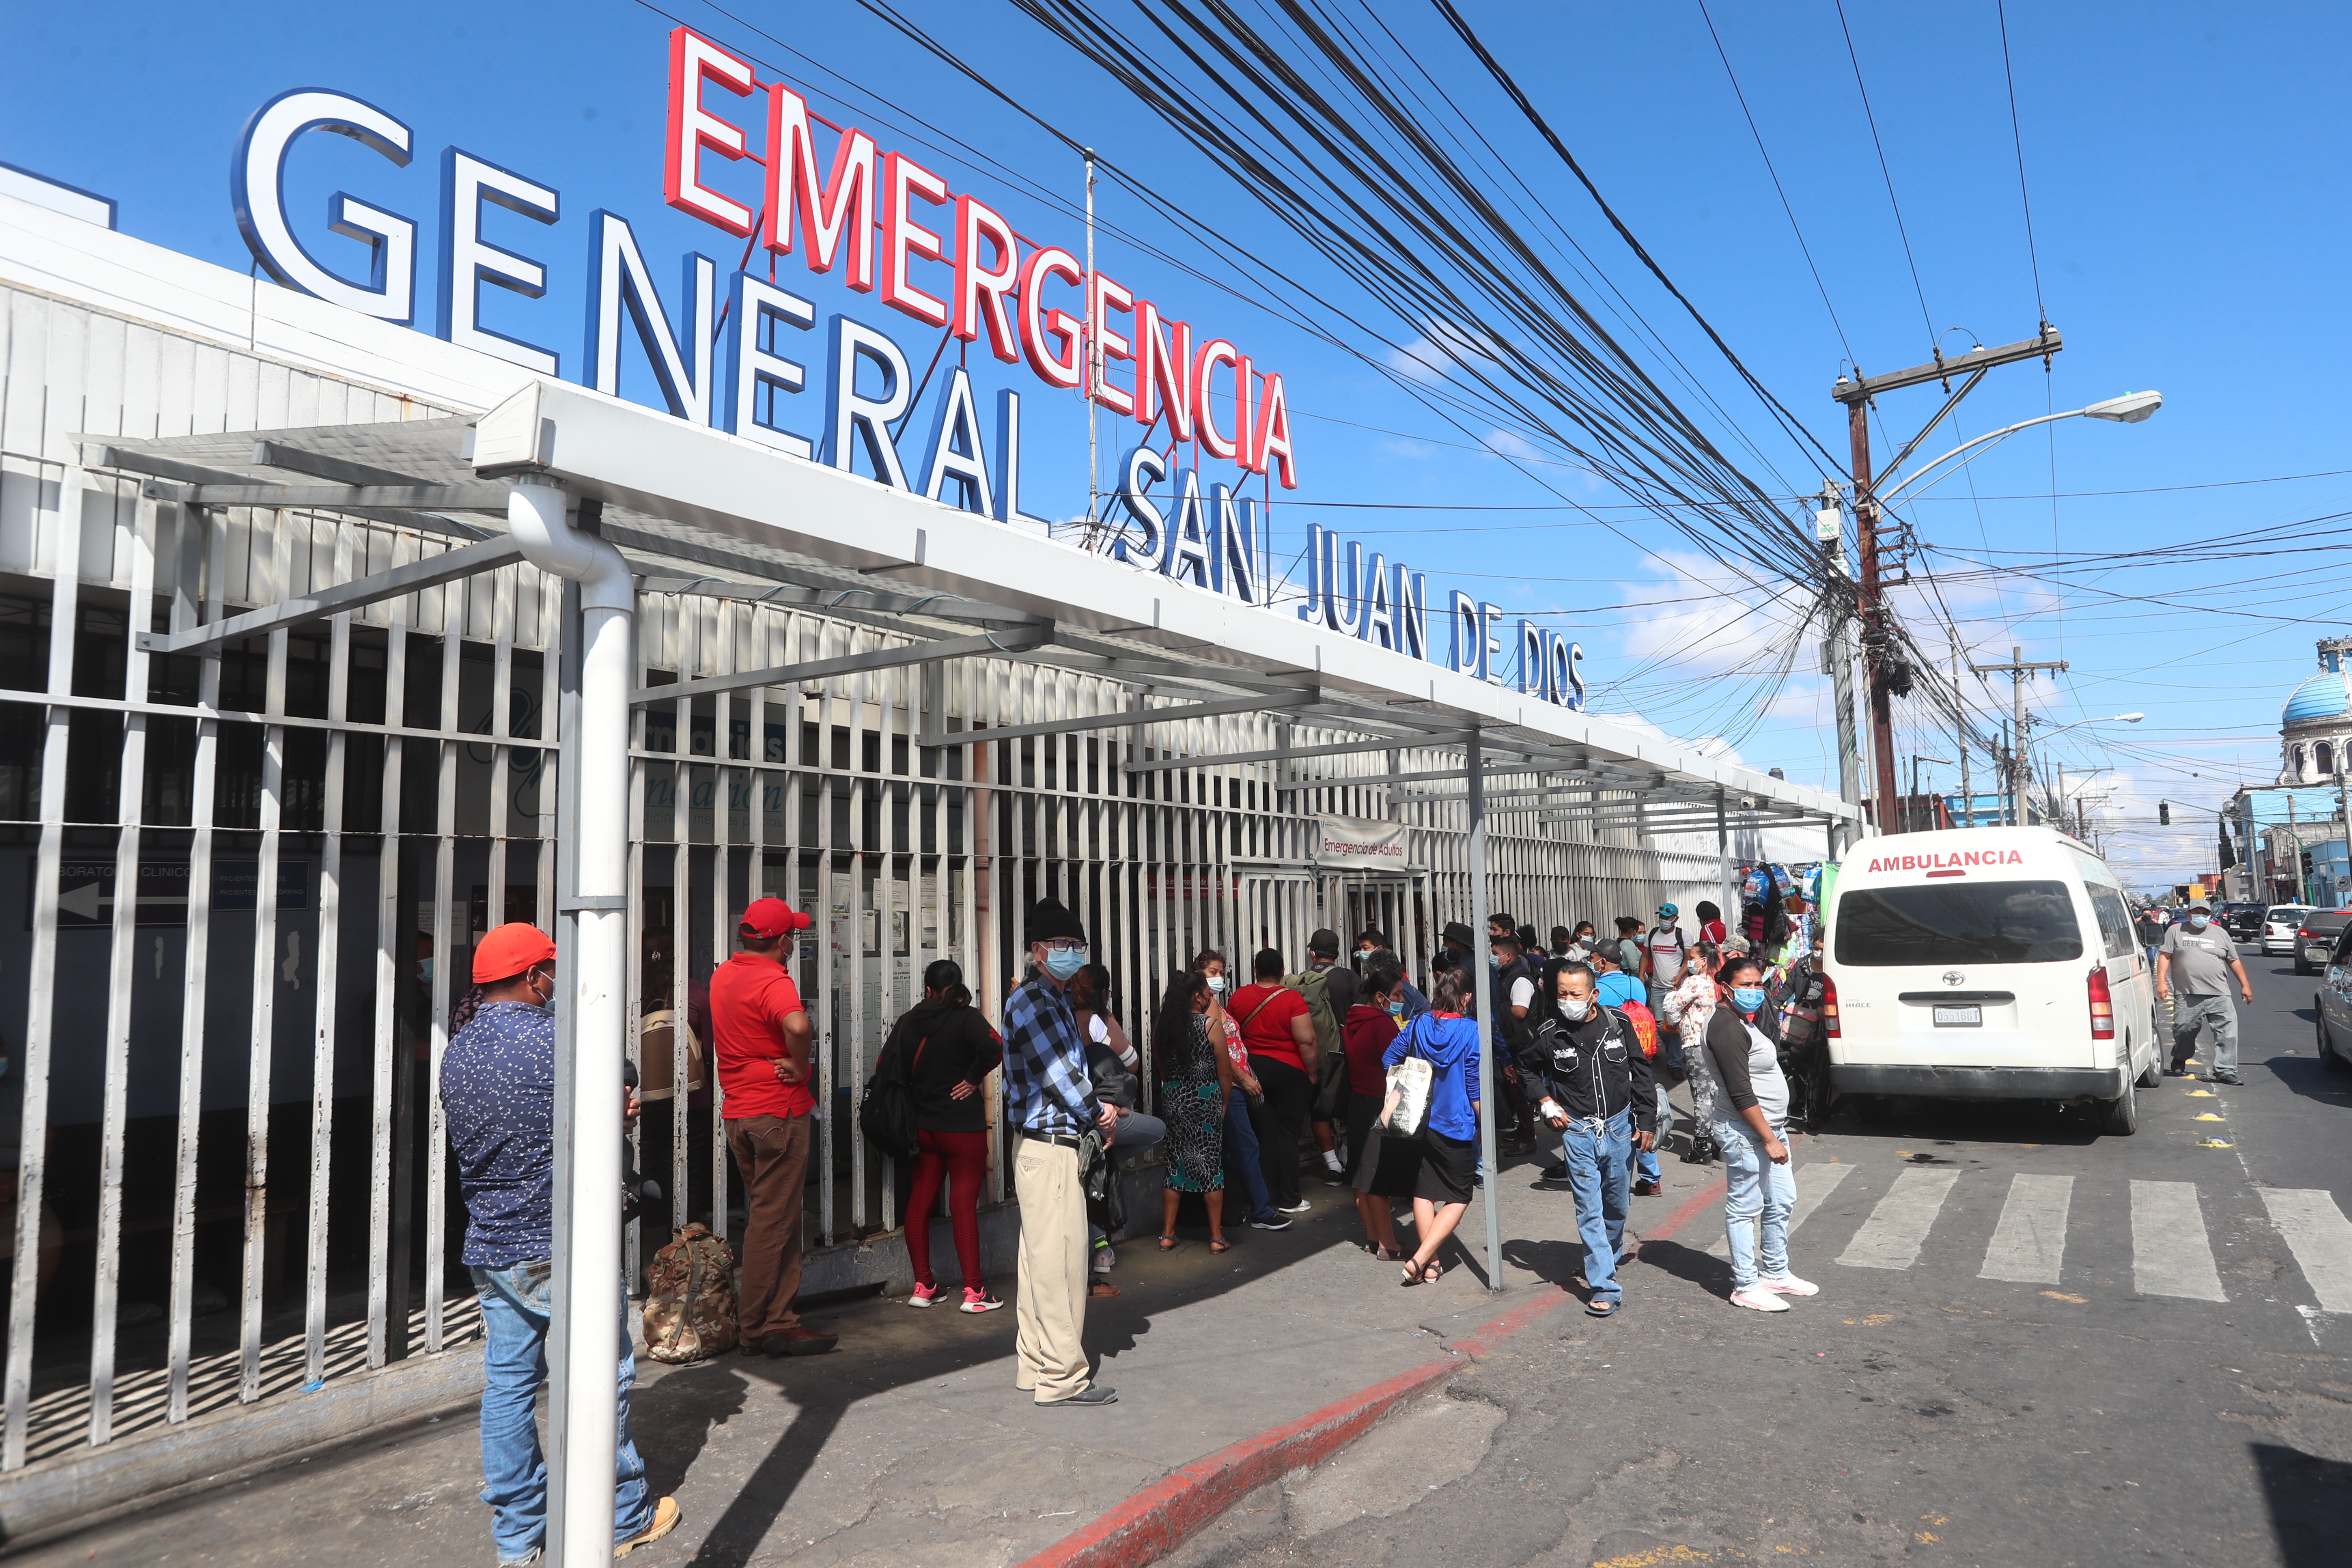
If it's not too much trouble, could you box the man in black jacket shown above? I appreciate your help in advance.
[1520,961,1655,1317]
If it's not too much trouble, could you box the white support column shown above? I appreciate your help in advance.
[509,482,635,1568]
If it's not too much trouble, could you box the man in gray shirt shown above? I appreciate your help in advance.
[2157,904,2253,1086]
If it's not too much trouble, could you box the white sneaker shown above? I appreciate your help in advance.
[1091,1246,1116,1274]
[1279,1199,1313,1214]
[1729,1286,1791,1313]
[1758,1271,1818,1297]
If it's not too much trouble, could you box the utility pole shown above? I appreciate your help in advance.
[1953,645,1974,828]
[2336,766,2351,904]
[1816,483,1863,843]
[1912,754,1952,832]
[1971,646,2068,828]
[1833,327,2062,839]
[1843,400,1900,834]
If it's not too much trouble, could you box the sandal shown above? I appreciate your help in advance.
[1400,1261,1425,1287]
[1087,1280,1122,1298]
[1420,1261,1443,1284]
[1208,1237,1234,1254]
[1586,1298,1618,1318]
[1157,1234,1180,1251]
[1374,1247,1406,1262]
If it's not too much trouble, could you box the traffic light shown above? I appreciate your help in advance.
[2159,801,2172,825]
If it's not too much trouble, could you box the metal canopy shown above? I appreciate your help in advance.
[79,378,1856,825]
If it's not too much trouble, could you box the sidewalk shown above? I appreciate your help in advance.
[8,1128,1733,1567]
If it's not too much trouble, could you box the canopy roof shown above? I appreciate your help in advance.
[84,377,1852,832]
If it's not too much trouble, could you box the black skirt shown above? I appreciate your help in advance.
[1415,1128,1478,1205]
[1342,1090,1384,1177]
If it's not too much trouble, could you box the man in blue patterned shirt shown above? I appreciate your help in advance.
[441,923,678,1563]
[1002,897,1119,1406]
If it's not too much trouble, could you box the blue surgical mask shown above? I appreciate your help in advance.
[1731,985,1768,1014]
[419,958,433,984]
[1386,998,1404,1018]
[2187,913,2210,931]
[1044,947,1087,982]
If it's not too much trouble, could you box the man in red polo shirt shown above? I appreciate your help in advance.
[710,897,837,1356]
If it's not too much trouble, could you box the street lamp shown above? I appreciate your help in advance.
[1876,393,2164,506]
[2018,713,2143,827]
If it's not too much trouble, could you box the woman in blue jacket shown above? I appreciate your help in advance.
[1383,965,1482,1285]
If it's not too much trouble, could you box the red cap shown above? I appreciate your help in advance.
[473,922,556,984]
[739,897,813,941]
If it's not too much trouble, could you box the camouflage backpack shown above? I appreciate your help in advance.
[642,1223,739,1363]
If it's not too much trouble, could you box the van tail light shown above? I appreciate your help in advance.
[2088,964,2115,1041]
[1820,974,1840,1038]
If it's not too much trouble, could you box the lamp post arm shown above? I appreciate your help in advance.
[1873,406,2091,507]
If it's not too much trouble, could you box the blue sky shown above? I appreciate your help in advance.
[6,0,2343,887]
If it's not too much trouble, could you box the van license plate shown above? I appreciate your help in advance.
[1933,1005,1982,1027]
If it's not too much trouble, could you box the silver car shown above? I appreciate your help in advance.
[2264,904,2315,957]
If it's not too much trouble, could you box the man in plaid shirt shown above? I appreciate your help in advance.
[1003,897,1119,1406]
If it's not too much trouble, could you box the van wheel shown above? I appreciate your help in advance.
[2135,1052,2160,1089]
[2101,1073,2139,1136]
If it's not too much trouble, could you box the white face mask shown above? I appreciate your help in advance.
[1207,974,1228,995]
[1557,996,1592,1021]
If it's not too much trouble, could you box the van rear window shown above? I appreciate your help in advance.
[1834,880,2083,967]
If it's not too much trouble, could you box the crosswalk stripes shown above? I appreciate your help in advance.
[1705,1162,1854,1257]
[2129,1180,2228,1301]
[1979,1173,2074,1284]
[1670,1158,2352,1310]
[2259,1188,2352,1312]
[1838,1167,1961,1270]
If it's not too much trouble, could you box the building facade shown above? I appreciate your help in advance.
[0,170,1844,1526]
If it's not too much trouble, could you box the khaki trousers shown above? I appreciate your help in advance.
[1012,1137,1091,1403]
[725,1112,812,1337]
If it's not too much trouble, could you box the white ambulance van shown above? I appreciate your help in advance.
[1822,825,2157,1133]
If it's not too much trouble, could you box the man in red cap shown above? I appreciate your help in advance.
[710,896,836,1355]
[442,923,679,1560]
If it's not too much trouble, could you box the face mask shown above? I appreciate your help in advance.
[1488,954,1501,969]
[419,958,433,984]
[1557,996,1592,1021]
[1044,947,1087,982]
[1731,986,1768,1014]
[1386,998,1404,1018]
[2187,914,2210,931]
[1207,974,1228,995]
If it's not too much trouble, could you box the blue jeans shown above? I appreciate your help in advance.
[1223,1086,1276,1220]
[1712,1117,1795,1291]
[472,1261,654,1562]
[1560,1109,1634,1304]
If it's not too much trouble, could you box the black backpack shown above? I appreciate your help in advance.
[858,1028,928,1161]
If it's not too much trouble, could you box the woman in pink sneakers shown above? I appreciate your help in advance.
[1694,954,1817,1313]
[895,961,1008,1313]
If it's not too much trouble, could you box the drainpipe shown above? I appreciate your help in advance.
[508,477,634,1568]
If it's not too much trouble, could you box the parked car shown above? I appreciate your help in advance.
[2308,921,2352,1072]
[2223,902,2265,941]
[2294,909,2352,976]
[2263,905,2314,957]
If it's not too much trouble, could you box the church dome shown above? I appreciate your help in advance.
[2285,668,2352,727]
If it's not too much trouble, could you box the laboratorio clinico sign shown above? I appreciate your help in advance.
[225,25,1584,711]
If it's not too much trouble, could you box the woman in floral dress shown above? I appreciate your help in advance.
[1154,970,1236,1251]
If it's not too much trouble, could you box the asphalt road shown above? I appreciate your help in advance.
[1189,948,2352,1568]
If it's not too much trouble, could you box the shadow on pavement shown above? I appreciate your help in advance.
[2251,1441,2352,1568]
[1819,1096,2103,1147]
[636,1174,1402,1566]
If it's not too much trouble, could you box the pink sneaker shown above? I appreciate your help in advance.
[907,1282,944,1309]
[961,1287,1006,1314]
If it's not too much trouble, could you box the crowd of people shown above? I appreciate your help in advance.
[428,877,1831,1555]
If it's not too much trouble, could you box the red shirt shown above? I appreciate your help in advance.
[1229,983,1310,1071]
[709,951,813,1119]
[1700,919,1727,946]
[1341,1003,1399,1096]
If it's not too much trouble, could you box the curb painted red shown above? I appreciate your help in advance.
[1014,1287,1571,1568]
[1640,1173,1729,1247]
